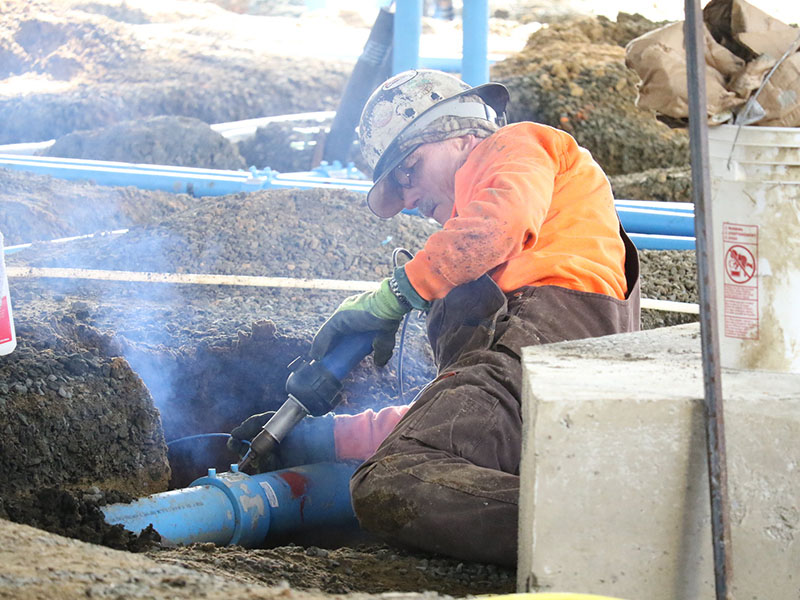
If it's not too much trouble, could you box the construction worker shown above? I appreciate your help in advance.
[310,69,640,566]
[231,69,640,566]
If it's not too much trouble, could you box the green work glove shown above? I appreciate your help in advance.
[227,411,336,473]
[311,267,430,367]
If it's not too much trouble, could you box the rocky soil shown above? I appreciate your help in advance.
[1,1,699,598]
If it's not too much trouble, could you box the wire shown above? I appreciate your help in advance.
[166,433,250,447]
[392,248,415,404]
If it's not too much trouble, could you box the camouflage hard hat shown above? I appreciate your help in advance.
[358,69,509,218]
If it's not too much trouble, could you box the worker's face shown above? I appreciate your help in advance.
[392,137,474,225]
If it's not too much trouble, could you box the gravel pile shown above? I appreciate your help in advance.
[8,187,440,280]
[493,13,690,176]
[42,116,248,170]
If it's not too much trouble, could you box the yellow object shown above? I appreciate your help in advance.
[479,594,628,600]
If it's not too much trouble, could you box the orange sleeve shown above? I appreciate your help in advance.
[404,122,627,301]
[333,405,410,461]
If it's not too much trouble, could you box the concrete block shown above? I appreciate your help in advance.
[517,323,800,600]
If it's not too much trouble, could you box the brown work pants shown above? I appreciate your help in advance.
[351,234,640,566]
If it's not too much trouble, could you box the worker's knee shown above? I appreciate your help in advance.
[350,460,417,536]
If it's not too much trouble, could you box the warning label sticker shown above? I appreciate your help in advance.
[722,222,758,340]
[259,481,279,508]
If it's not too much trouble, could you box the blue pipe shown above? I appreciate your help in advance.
[616,199,694,213]
[393,0,422,74]
[616,206,695,237]
[101,462,357,547]
[462,0,489,86]
[0,153,698,249]
[0,154,372,197]
[627,233,696,250]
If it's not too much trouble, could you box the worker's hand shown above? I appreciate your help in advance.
[227,411,272,460]
[227,412,336,473]
[311,269,430,367]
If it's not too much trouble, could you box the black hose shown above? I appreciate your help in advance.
[321,8,394,165]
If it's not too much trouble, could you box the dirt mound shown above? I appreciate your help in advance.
[9,187,439,280]
[609,166,692,203]
[238,118,369,174]
[43,116,247,170]
[0,167,193,245]
[494,13,690,175]
[0,1,351,145]
[0,312,170,501]
[0,488,161,552]
[0,0,142,80]
[0,57,349,145]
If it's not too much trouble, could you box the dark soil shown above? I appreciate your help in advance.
[151,541,516,596]
[0,487,162,552]
[238,117,368,173]
[0,311,170,500]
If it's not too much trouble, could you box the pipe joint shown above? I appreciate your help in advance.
[191,467,272,547]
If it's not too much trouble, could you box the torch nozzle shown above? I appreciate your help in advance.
[238,428,279,474]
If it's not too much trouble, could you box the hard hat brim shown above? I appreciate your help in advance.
[366,143,418,219]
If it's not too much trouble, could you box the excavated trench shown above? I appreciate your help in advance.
[0,3,707,593]
[0,117,697,561]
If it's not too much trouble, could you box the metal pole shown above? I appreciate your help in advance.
[462,0,489,86]
[683,1,733,598]
[393,0,422,74]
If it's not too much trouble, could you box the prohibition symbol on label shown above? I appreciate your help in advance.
[722,222,759,340]
[725,244,756,283]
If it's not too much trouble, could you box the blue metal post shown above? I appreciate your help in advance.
[393,0,422,74]
[462,0,489,86]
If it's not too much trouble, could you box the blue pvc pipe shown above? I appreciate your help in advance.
[393,0,422,74]
[0,154,255,197]
[101,462,357,547]
[616,206,695,237]
[462,0,489,86]
[616,199,694,213]
[627,233,695,250]
[0,153,698,248]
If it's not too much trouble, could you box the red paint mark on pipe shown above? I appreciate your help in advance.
[277,471,308,499]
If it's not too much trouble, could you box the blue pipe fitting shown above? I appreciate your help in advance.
[101,462,358,547]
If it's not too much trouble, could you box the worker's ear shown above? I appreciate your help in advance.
[452,135,473,150]
[451,134,481,155]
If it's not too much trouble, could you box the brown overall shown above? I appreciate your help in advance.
[350,229,641,566]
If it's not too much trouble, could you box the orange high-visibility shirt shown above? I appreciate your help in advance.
[404,122,628,301]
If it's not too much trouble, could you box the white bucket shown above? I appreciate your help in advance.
[707,124,800,373]
[0,230,17,356]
